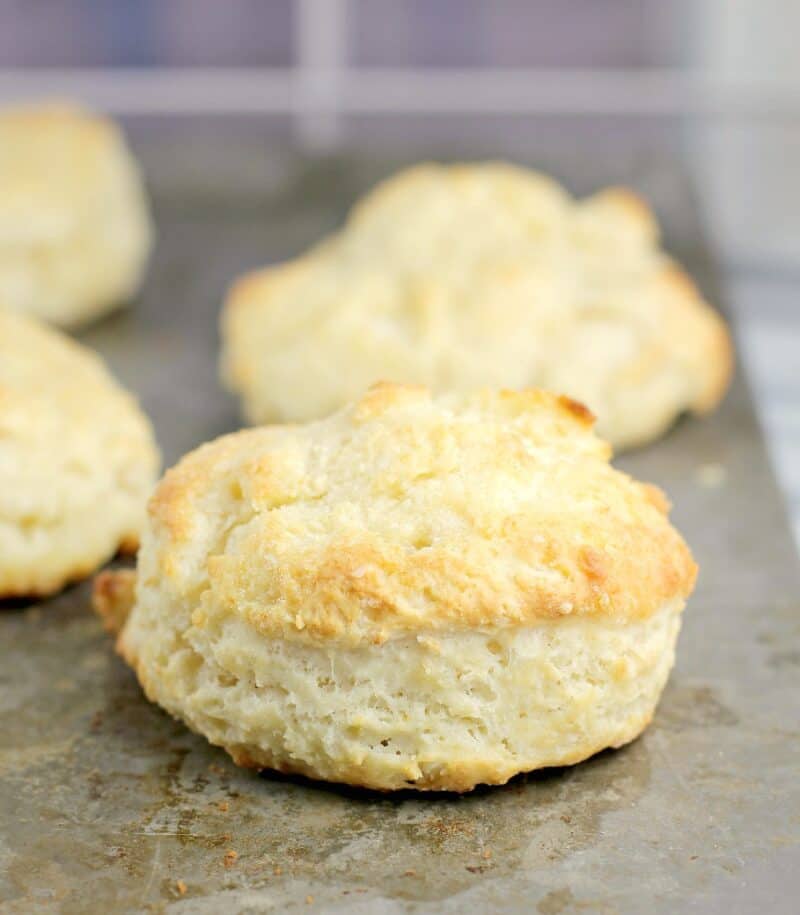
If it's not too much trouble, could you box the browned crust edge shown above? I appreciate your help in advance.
[91,569,137,635]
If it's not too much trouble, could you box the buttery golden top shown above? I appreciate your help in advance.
[142,383,696,643]
[221,162,732,450]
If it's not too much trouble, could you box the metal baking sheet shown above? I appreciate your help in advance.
[2,137,799,914]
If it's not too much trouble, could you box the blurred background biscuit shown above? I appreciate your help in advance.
[0,311,160,598]
[221,163,731,451]
[0,102,152,327]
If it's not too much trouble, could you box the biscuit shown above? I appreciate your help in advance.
[96,383,696,792]
[0,312,160,597]
[221,162,731,450]
[0,102,152,327]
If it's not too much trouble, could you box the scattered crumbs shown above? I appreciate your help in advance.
[306,895,314,905]
[221,833,232,842]
[690,855,699,861]
[426,817,475,838]
[560,814,572,824]
[176,880,187,896]
[466,865,488,874]
[482,850,492,860]
[223,850,239,868]
[274,866,283,876]
[695,462,727,489]
[403,869,416,877]
[216,801,229,812]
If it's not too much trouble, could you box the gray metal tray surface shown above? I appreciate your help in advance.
[1,143,799,915]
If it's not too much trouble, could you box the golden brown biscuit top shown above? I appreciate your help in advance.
[142,383,696,644]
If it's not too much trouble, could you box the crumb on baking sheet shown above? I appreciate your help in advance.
[223,849,238,868]
[305,895,314,905]
[426,816,475,838]
[403,869,416,877]
[175,880,187,896]
[216,801,229,812]
[274,866,282,876]
[695,462,727,489]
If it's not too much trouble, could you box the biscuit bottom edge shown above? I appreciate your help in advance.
[119,597,684,793]
[223,713,653,794]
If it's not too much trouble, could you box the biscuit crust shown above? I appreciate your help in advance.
[0,312,160,598]
[139,384,695,643]
[105,385,695,791]
[221,162,732,450]
[0,102,152,327]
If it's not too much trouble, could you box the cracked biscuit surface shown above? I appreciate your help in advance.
[222,162,731,450]
[99,384,696,791]
[0,102,152,327]
[0,312,160,597]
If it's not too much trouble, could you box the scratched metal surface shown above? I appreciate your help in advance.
[1,135,799,914]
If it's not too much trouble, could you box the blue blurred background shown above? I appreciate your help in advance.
[0,1,682,69]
